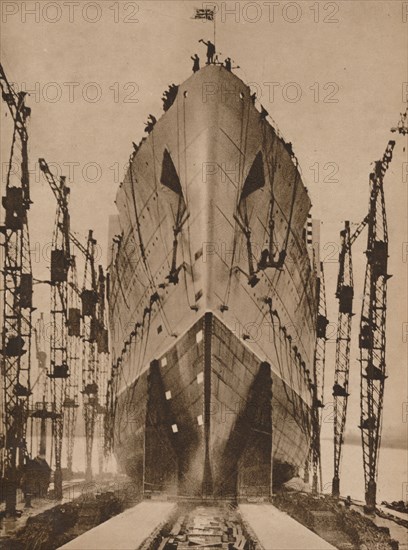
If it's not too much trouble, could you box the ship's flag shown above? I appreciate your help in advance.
[193,8,215,21]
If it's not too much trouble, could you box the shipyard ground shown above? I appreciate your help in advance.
[0,481,405,550]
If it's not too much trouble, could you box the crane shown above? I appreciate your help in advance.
[42,163,71,499]
[96,266,109,475]
[39,158,87,493]
[40,159,104,487]
[104,375,116,459]
[68,230,100,481]
[0,63,34,516]
[311,261,328,494]
[64,257,81,476]
[358,110,407,512]
[30,313,54,462]
[81,231,99,481]
[332,221,353,497]
[359,141,393,512]
[40,159,102,482]
[331,217,368,498]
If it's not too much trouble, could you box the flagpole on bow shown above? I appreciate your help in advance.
[213,5,216,50]
[193,6,216,53]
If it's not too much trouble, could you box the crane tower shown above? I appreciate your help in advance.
[0,64,34,516]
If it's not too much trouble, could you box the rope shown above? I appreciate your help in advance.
[6,125,18,187]
[262,125,280,257]
[182,92,197,302]
[150,131,171,270]
[127,155,173,336]
[128,160,149,273]
[179,231,194,309]
[268,304,296,411]
[283,170,299,253]
[269,302,310,435]
[223,96,250,306]
[112,246,131,310]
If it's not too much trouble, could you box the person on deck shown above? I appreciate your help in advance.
[144,114,157,133]
[260,106,268,120]
[224,57,232,71]
[162,84,179,111]
[199,39,215,64]
[191,54,200,73]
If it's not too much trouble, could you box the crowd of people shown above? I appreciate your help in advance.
[138,40,297,167]
[162,84,179,112]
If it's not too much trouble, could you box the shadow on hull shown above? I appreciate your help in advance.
[114,313,309,498]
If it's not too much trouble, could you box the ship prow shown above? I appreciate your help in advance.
[114,312,309,497]
[108,61,318,497]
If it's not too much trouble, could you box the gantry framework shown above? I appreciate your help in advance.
[311,262,328,494]
[358,110,407,512]
[332,217,368,497]
[39,159,71,499]
[81,231,99,481]
[0,63,34,515]
[96,266,109,475]
[65,257,81,476]
[332,220,353,497]
[358,140,394,512]
[30,313,53,461]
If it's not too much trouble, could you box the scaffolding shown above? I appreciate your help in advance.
[81,231,99,481]
[311,262,328,493]
[358,110,407,511]
[0,63,34,516]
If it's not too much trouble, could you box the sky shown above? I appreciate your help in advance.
[0,0,407,485]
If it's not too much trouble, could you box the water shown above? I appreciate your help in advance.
[320,438,407,503]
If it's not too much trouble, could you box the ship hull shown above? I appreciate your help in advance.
[108,65,317,497]
[113,313,310,497]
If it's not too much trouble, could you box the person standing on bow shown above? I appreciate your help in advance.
[199,39,215,64]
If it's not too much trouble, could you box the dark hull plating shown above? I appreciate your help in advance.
[114,314,310,497]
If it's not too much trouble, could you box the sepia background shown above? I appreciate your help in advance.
[0,0,407,503]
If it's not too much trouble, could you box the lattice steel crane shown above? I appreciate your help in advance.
[311,262,328,494]
[64,257,81,476]
[359,142,394,512]
[39,159,94,486]
[81,231,99,482]
[38,159,71,499]
[0,63,34,516]
[61,229,97,479]
[331,219,362,497]
[96,266,109,475]
[104,373,116,459]
[333,221,351,498]
[30,313,53,461]
[358,110,407,512]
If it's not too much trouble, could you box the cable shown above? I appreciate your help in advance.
[223,97,251,306]
[181,93,196,296]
